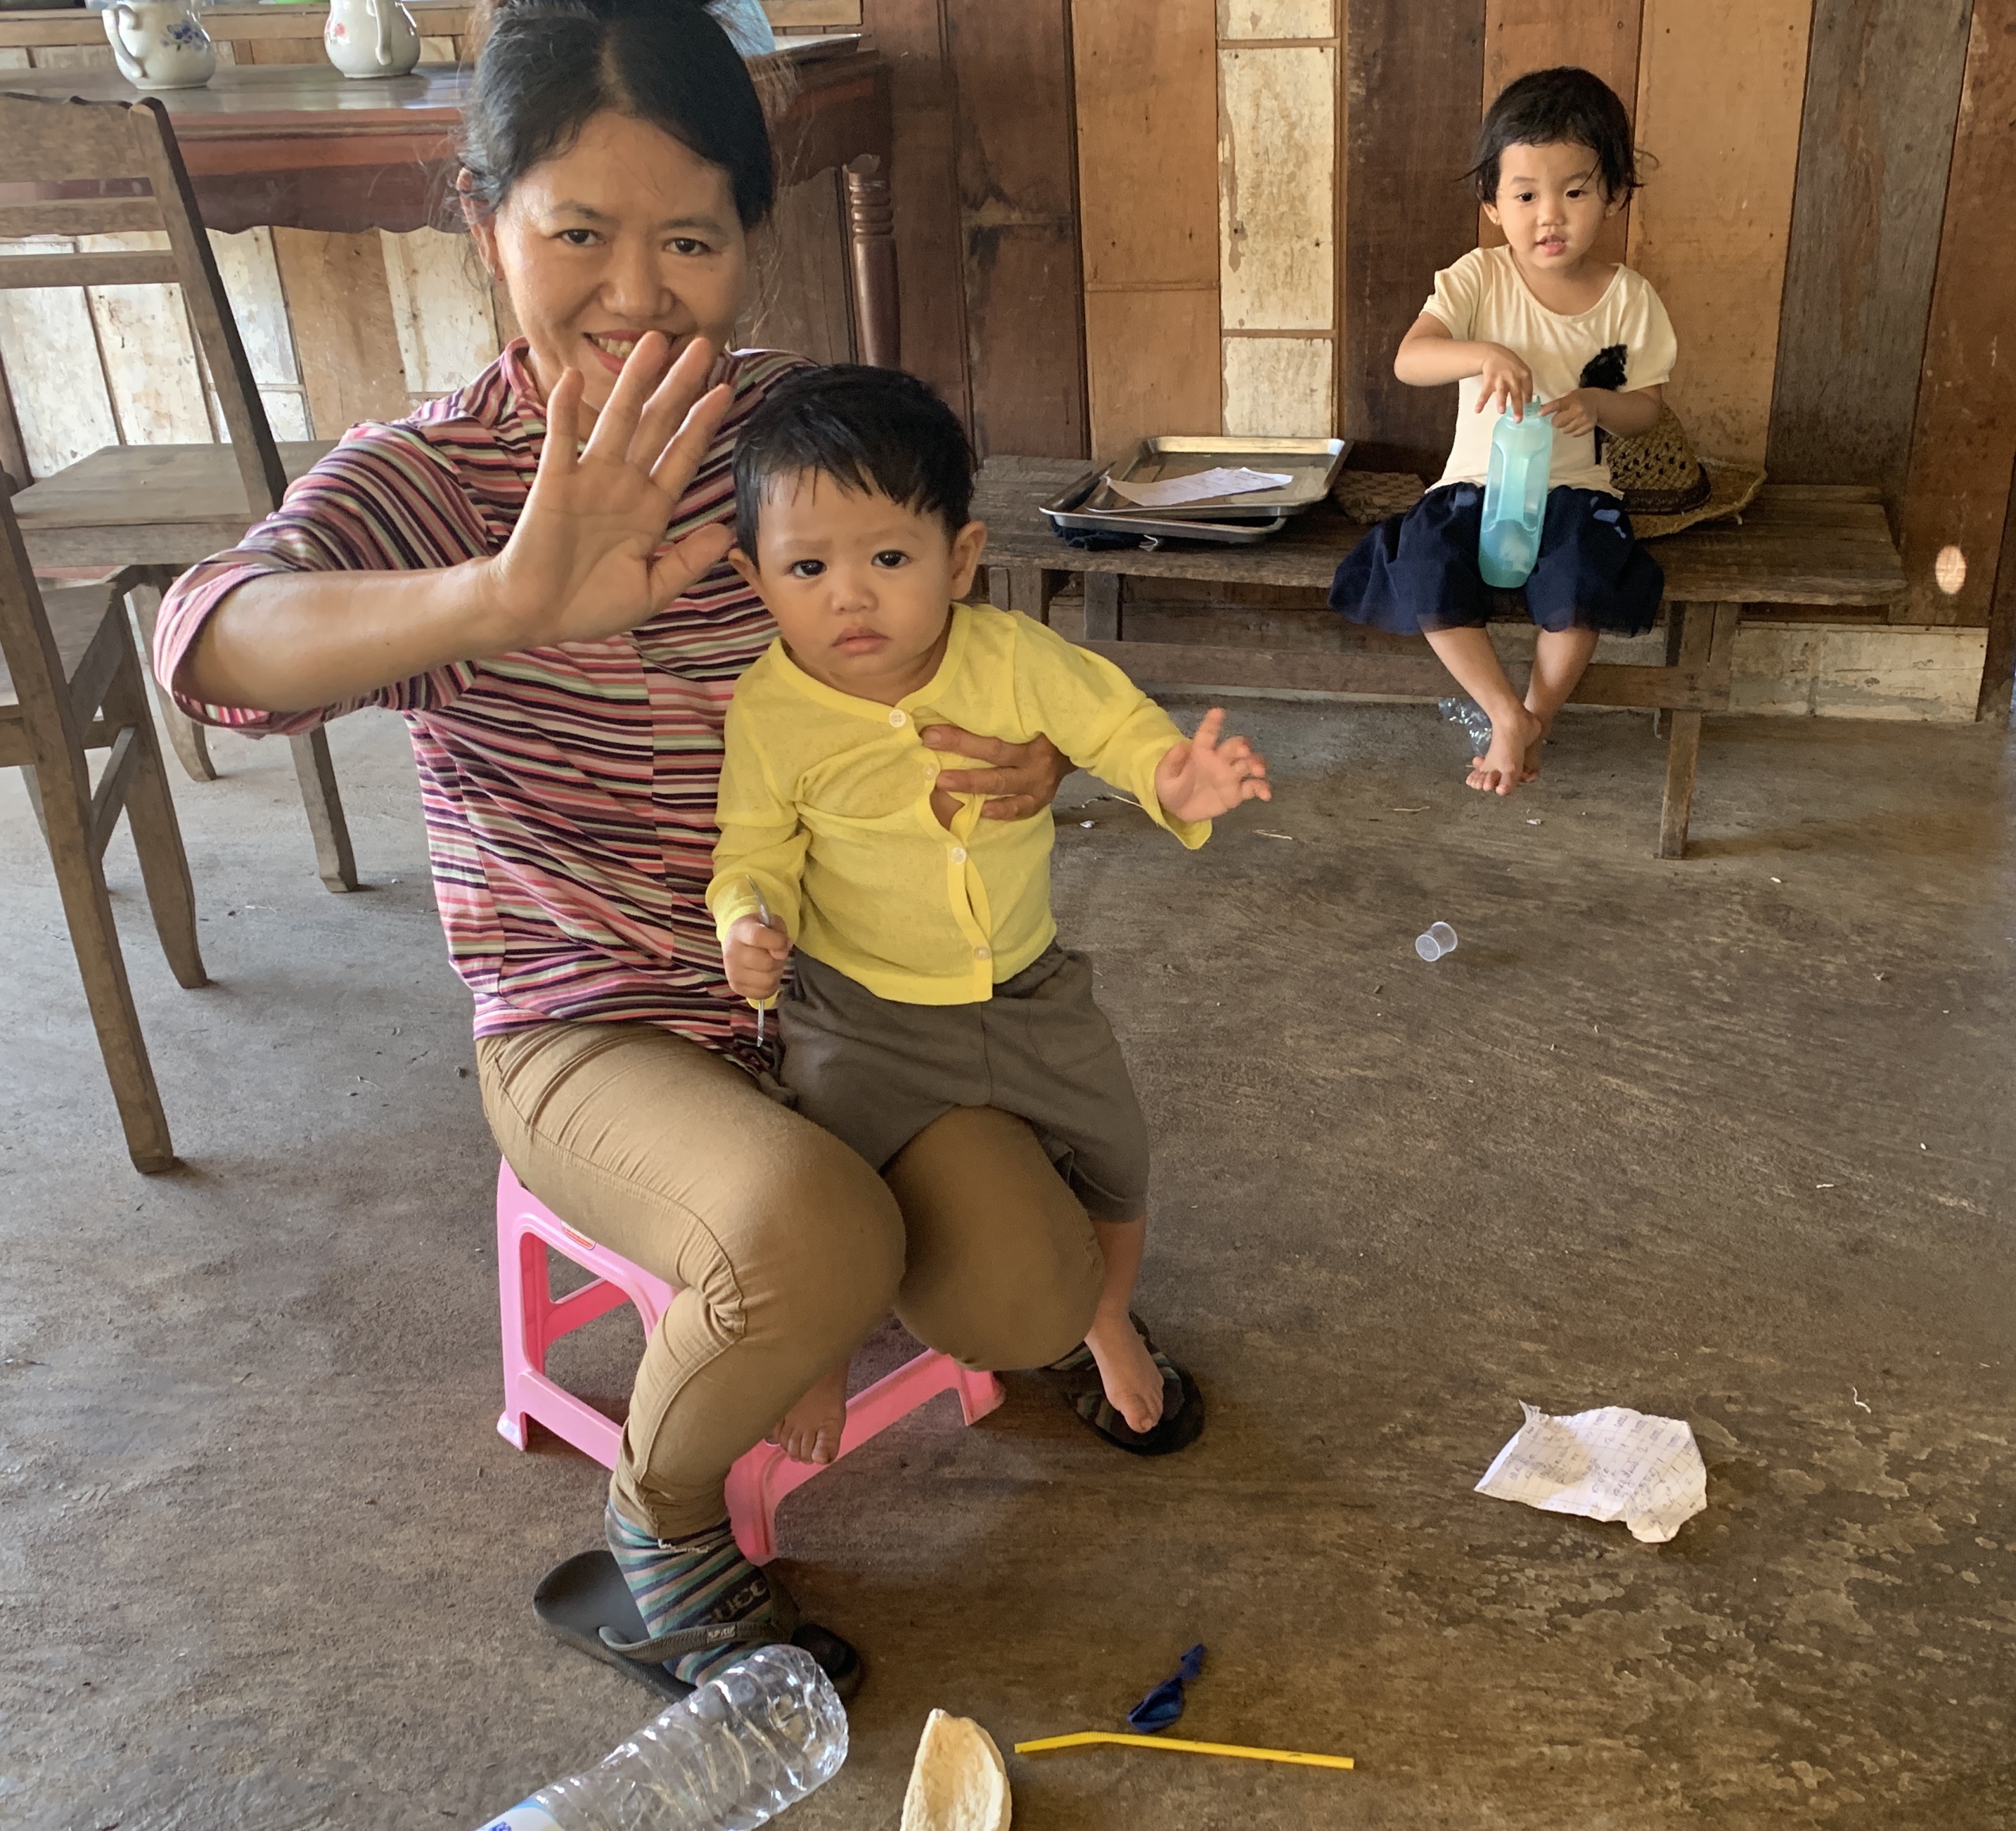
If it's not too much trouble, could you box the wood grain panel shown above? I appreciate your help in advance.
[380,227,500,400]
[271,228,409,437]
[946,0,1086,458]
[1074,0,1216,290]
[1478,0,1641,266]
[1085,289,1220,456]
[1223,334,1333,436]
[859,0,970,422]
[1342,0,1486,476]
[0,245,118,479]
[1626,0,1811,468]
[745,171,855,364]
[1766,0,1969,513]
[1219,46,1335,331]
[80,232,212,445]
[1219,0,1335,36]
[1897,0,2016,629]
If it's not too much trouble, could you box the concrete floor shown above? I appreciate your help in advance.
[2,695,2012,1831]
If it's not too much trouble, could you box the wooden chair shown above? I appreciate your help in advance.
[0,89,357,892]
[0,487,205,1174]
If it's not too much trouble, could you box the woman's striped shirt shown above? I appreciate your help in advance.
[155,341,807,1070]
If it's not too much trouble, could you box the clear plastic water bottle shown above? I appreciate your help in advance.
[1478,403,1553,588]
[1437,696,1493,757]
[476,1645,848,1831]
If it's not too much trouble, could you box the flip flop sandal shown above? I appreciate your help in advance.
[532,1548,864,1702]
[1043,1313,1205,1457]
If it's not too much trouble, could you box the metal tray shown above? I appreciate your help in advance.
[1078,435,1350,522]
[1038,470,1291,547]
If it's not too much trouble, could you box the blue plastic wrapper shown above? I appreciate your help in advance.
[1126,1643,1206,1731]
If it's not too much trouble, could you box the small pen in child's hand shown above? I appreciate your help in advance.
[745,877,776,1046]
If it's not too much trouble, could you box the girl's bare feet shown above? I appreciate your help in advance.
[769,1363,848,1465]
[1468,702,1543,795]
[1085,1308,1167,1435]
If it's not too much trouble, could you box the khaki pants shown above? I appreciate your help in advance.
[478,1022,1106,1537]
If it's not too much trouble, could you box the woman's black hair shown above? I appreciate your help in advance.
[461,0,776,229]
[1468,66,1643,205]
[732,366,975,555]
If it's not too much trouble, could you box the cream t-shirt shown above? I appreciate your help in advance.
[1422,245,1677,496]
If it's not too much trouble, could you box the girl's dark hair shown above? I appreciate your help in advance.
[732,366,975,555]
[1468,66,1643,205]
[461,0,776,228]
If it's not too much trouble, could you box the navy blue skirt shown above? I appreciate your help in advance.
[1330,482,1664,637]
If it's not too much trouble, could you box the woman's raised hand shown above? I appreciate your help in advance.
[476,333,736,650]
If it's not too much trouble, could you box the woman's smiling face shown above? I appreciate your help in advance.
[471,110,752,415]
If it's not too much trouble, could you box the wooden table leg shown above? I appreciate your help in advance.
[1003,564,1061,625]
[844,155,900,369]
[1082,572,1120,641]
[290,727,359,892]
[126,574,216,783]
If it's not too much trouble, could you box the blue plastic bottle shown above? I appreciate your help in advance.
[1477,403,1553,589]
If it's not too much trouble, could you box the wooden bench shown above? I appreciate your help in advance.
[972,459,1907,858]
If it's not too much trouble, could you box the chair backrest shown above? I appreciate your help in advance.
[0,91,285,514]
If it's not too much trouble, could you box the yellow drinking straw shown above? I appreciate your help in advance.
[1013,1731,1354,1771]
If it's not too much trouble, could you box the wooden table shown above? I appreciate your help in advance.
[974,459,1908,858]
[0,37,900,363]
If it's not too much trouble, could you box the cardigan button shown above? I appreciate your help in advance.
[949,846,968,863]
[888,709,907,726]
[973,945,991,961]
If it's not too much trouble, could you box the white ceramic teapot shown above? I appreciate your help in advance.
[102,1,216,91]
[324,0,422,80]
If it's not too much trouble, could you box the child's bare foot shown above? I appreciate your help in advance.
[769,1364,847,1465]
[1520,716,1550,782]
[1085,1309,1167,1435]
[1468,703,1543,796]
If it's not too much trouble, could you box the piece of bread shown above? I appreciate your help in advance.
[899,1708,1012,1831]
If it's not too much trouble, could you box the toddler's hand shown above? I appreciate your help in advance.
[724,913,791,1003]
[1475,344,1535,418]
[1154,707,1271,823]
[1539,389,1599,437]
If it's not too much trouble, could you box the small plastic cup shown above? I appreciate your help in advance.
[1415,921,1458,962]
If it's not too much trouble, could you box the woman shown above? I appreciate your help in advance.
[158,0,1202,1695]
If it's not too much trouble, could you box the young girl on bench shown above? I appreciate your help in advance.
[1330,65,1676,796]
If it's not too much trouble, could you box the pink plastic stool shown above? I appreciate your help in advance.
[495,1160,1005,1563]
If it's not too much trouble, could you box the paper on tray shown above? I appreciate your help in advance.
[1103,465,1294,508]
[1475,1403,1707,1544]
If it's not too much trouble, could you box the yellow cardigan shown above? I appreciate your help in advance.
[707,603,1208,1005]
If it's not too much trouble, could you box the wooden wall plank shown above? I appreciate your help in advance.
[380,227,501,401]
[271,229,410,437]
[744,172,856,365]
[946,0,1087,458]
[1478,0,1641,266]
[1342,0,1486,475]
[1074,0,1219,456]
[0,244,118,479]
[1766,0,1969,516]
[1224,335,1333,436]
[1219,46,1335,332]
[858,0,971,422]
[1626,0,1811,468]
[1219,0,1334,37]
[1897,0,2016,628]
[1076,0,1217,292]
[80,231,213,445]
[208,227,312,441]
[1085,290,1221,456]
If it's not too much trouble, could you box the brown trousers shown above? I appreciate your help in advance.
[478,1021,1106,1536]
